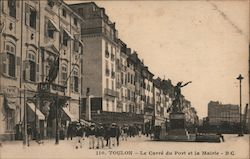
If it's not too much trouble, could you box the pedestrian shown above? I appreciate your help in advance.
[27,124,32,147]
[67,123,73,140]
[104,124,111,148]
[138,125,142,137]
[116,125,121,146]
[87,123,96,149]
[75,123,83,149]
[123,125,128,141]
[110,123,117,147]
[95,123,105,149]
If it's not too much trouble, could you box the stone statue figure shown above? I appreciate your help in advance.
[46,56,59,83]
[172,81,192,113]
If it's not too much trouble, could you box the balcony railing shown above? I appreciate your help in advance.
[38,82,66,93]
[104,88,118,97]
[105,68,110,76]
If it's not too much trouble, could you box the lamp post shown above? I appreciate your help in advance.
[55,93,59,144]
[236,74,244,136]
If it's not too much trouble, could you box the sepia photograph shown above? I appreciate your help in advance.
[0,0,249,159]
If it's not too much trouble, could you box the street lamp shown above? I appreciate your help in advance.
[236,74,244,136]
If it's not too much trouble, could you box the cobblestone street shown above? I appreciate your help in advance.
[0,134,249,159]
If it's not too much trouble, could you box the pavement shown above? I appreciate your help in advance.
[0,134,249,159]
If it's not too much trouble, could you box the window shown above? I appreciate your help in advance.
[72,68,79,92]
[121,72,124,85]
[111,80,114,90]
[27,52,36,82]
[61,64,67,85]
[5,43,16,77]
[63,33,68,46]
[112,100,115,112]
[46,19,59,39]
[105,42,108,51]
[127,72,130,83]
[106,99,109,111]
[25,5,37,29]
[106,78,109,89]
[8,0,16,18]
[73,18,78,26]
[62,9,67,18]
[30,9,37,29]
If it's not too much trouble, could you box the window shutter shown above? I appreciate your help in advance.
[0,53,7,74]
[44,18,49,37]
[16,56,20,77]
[36,63,39,82]
[73,40,79,52]
[23,60,30,81]
[16,1,20,20]
[70,75,74,92]
[25,5,30,26]
[3,1,7,14]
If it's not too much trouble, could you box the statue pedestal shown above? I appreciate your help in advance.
[159,112,190,141]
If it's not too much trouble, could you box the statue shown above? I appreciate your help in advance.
[46,56,59,83]
[171,81,192,113]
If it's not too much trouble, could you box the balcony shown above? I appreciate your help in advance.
[105,68,110,76]
[38,82,66,93]
[111,71,115,78]
[104,88,118,97]
[105,50,110,58]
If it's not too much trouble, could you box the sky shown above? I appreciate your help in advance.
[66,0,249,118]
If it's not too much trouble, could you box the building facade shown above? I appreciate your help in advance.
[208,101,240,126]
[0,0,83,140]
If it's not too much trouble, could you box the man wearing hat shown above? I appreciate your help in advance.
[95,123,105,149]
[87,123,96,149]
[110,123,117,147]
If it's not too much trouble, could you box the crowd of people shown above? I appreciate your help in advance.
[65,122,144,149]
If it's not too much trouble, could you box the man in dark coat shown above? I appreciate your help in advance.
[95,123,105,149]
[110,123,117,147]
[86,123,96,149]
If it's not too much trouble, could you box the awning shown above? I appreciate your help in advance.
[63,29,74,40]
[62,107,78,122]
[78,39,84,47]
[80,119,91,126]
[27,102,45,120]
[48,19,60,32]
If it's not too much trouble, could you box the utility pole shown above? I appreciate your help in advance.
[236,74,244,137]
[55,93,59,144]
[23,89,27,146]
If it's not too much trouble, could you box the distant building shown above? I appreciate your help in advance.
[208,101,240,126]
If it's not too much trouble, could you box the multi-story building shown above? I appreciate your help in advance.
[70,2,119,113]
[126,48,136,113]
[117,39,128,113]
[208,101,240,126]
[69,2,145,125]
[0,0,83,140]
[153,78,165,126]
